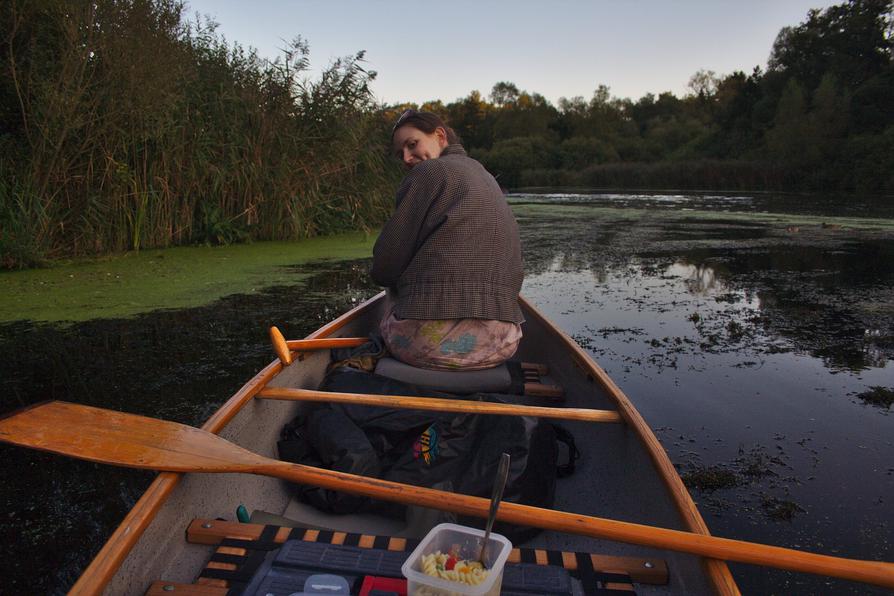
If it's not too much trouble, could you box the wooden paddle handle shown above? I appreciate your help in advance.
[285,337,368,350]
[269,328,368,366]
[269,326,292,365]
[257,387,622,423]
[261,461,894,590]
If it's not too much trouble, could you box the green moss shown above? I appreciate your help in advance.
[682,465,740,492]
[0,232,376,324]
[761,497,805,521]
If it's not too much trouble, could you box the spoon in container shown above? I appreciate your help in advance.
[478,452,511,567]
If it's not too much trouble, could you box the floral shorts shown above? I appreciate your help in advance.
[380,309,522,371]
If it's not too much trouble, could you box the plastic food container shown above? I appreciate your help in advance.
[401,523,512,596]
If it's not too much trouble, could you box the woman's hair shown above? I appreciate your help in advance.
[391,109,461,145]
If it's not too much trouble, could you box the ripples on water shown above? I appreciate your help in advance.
[510,189,894,218]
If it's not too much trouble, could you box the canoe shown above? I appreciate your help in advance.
[4,292,892,594]
[50,291,738,595]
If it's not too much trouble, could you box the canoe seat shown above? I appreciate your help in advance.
[374,357,513,393]
[373,357,563,399]
[157,517,666,595]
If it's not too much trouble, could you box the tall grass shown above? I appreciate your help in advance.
[0,0,398,269]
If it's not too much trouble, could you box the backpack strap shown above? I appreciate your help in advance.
[552,423,581,478]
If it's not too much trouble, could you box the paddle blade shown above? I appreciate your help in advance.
[0,401,265,473]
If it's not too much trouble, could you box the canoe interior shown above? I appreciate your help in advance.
[103,296,723,595]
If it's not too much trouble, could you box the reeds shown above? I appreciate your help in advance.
[0,0,398,268]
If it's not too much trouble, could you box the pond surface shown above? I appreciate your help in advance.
[1,191,892,594]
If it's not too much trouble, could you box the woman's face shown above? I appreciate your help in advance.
[392,125,448,169]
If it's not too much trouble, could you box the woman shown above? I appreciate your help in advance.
[371,110,524,370]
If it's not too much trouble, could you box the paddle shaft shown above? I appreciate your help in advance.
[264,460,894,589]
[257,387,622,423]
[1,402,892,589]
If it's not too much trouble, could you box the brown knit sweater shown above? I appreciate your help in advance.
[371,144,524,323]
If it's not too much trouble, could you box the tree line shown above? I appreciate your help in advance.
[1,0,891,269]
[395,0,893,193]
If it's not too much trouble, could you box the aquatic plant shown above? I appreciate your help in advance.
[761,497,805,521]
[856,386,894,409]
[681,465,740,492]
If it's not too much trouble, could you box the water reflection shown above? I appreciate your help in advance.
[863,328,894,369]
[514,198,893,594]
[667,262,723,295]
[517,204,894,372]
[520,236,893,595]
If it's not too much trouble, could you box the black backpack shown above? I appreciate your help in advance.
[278,368,579,543]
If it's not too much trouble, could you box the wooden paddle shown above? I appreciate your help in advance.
[269,326,369,365]
[2,401,893,589]
[257,386,622,423]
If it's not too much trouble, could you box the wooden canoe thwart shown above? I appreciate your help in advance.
[256,386,622,423]
[2,292,890,594]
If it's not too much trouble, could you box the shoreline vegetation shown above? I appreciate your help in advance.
[2,0,892,270]
[4,204,892,325]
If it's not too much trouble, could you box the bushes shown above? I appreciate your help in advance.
[840,127,894,192]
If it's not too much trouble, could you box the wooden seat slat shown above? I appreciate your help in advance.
[186,518,667,584]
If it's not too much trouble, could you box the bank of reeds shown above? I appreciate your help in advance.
[1,0,399,269]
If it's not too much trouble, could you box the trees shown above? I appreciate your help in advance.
[490,81,519,107]
[765,79,818,164]
[445,90,492,148]
[769,0,892,90]
[4,0,893,268]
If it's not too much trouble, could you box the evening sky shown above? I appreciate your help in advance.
[184,0,836,105]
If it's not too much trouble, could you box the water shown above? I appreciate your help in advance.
[511,189,894,218]
[1,191,892,594]
[0,261,378,594]
[513,191,893,595]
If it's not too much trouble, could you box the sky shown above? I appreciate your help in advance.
[183,0,837,106]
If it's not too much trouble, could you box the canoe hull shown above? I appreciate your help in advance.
[73,293,735,595]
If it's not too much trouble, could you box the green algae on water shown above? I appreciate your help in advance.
[681,465,740,492]
[0,232,376,324]
[856,386,894,409]
[761,497,806,521]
